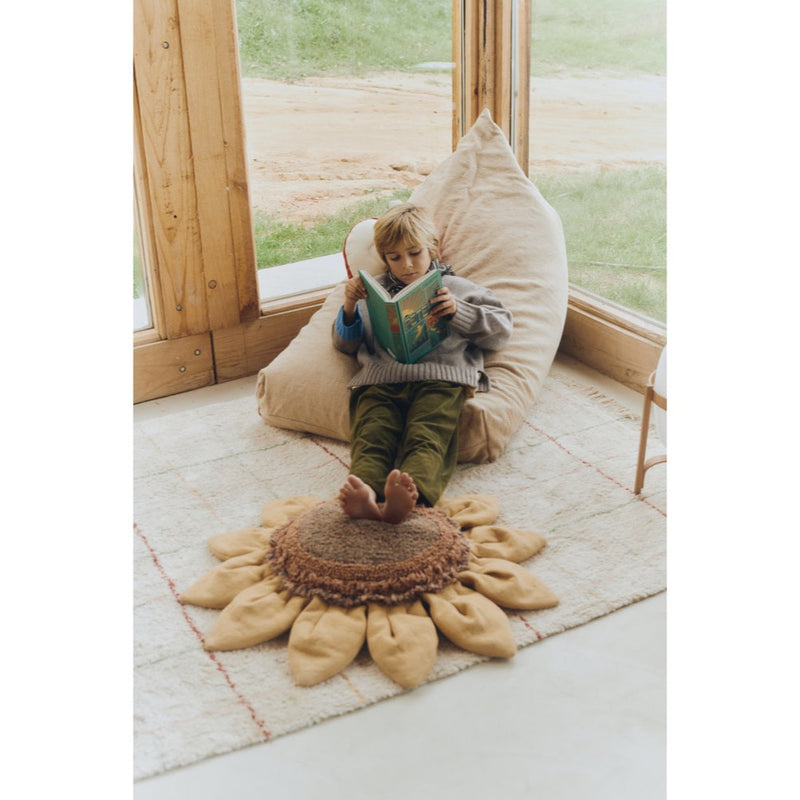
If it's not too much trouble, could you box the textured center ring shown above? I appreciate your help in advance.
[268,501,470,607]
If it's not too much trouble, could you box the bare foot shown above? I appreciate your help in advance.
[382,469,419,524]
[338,475,383,521]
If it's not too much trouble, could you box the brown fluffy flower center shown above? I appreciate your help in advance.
[268,501,470,607]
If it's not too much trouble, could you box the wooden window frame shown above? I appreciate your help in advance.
[133,0,664,404]
[453,0,530,171]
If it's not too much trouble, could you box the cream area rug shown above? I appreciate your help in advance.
[133,361,666,781]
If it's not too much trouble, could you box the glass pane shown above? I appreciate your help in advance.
[234,0,453,300]
[530,0,666,322]
[133,215,152,332]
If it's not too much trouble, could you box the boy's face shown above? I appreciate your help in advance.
[384,242,432,285]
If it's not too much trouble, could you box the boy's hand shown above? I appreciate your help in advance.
[343,275,367,322]
[429,287,456,321]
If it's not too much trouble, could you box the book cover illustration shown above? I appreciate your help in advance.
[359,269,451,364]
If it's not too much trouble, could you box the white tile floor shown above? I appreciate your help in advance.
[133,358,666,799]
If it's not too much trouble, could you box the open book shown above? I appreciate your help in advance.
[359,269,451,364]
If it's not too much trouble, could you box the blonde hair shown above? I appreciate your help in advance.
[373,203,439,264]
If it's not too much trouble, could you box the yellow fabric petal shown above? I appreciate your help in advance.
[179,549,270,608]
[207,527,271,561]
[288,597,367,686]
[435,495,499,528]
[203,575,309,651]
[423,582,516,658]
[261,496,322,528]
[366,601,439,689]
[465,524,547,563]
[458,557,559,610]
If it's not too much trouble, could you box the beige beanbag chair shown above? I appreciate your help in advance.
[256,109,568,463]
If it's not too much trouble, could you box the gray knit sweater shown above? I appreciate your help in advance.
[332,271,513,392]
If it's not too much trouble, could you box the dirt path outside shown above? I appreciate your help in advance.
[241,72,665,223]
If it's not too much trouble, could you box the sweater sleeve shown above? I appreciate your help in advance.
[332,304,364,355]
[446,278,513,352]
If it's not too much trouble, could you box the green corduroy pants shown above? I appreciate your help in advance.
[348,381,467,506]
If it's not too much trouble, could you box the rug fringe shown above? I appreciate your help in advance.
[563,380,638,420]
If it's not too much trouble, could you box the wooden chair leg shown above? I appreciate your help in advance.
[634,384,654,495]
[634,366,667,494]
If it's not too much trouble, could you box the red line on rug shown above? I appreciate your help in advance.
[310,437,350,469]
[338,671,367,704]
[524,420,666,518]
[140,431,229,528]
[514,613,544,640]
[134,522,273,743]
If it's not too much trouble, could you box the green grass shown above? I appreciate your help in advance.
[235,0,666,80]
[536,166,666,321]
[253,190,411,267]
[531,0,666,76]
[236,0,452,80]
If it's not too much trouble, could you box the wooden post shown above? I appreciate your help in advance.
[133,0,258,341]
[175,0,259,327]
[452,0,530,174]
[134,0,208,339]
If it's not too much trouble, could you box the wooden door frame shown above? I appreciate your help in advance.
[133,0,665,404]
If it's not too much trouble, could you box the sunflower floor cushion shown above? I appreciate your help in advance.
[180,494,558,688]
[256,109,569,463]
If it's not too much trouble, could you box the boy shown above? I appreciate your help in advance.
[332,203,512,524]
